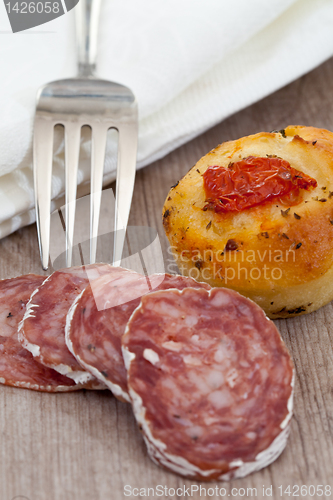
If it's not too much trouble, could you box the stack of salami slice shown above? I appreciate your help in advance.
[0,265,294,481]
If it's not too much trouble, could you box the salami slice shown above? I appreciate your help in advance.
[66,273,210,402]
[18,264,125,386]
[0,274,78,392]
[122,287,294,481]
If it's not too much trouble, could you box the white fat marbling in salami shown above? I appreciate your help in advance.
[18,264,117,386]
[66,273,210,402]
[122,287,294,481]
[0,274,79,392]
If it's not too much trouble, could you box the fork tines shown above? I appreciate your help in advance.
[33,78,138,270]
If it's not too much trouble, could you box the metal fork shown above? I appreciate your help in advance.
[33,0,138,270]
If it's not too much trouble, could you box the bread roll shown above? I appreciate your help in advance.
[163,126,333,318]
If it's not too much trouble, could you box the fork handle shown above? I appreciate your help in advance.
[76,0,102,77]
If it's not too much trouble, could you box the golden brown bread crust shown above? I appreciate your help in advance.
[162,126,333,318]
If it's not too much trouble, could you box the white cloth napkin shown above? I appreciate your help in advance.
[1,0,333,238]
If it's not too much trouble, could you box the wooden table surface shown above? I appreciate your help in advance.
[1,57,333,500]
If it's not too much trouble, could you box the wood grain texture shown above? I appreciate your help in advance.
[1,57,333,500]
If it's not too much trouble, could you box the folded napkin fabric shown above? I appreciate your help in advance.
[0,0,333,238]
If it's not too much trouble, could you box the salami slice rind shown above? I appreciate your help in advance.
[66,273,210,402]
[18,264,120,386]
[0,274,78,392]
[122,287,294,481]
